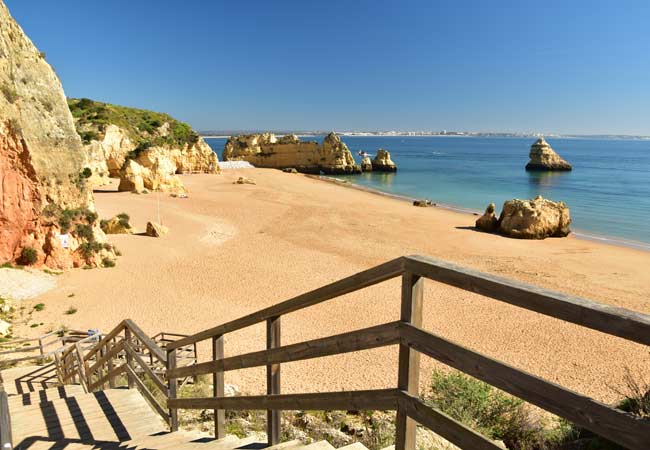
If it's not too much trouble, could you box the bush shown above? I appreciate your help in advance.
[1,84,18,103]
[75,223,94,241]
[78,241,103,259]
[33,303,45,311]
[80,130,99,144]
[81,167,92,178]
[20,247,38,265]
[65,306,78,315]
[102,258,115,268]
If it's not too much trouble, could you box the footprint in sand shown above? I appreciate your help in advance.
[199,222,237,246]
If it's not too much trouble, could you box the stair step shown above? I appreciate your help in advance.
[338,443,369,450]
[8,384,87,407]
[266,440,304,450]
[301,441,336,450]
[119,431,223,450]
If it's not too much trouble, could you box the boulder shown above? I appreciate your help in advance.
[101,216,133,234]
[282,167,298,174]
[118,154,186,194]
[525,138,572,171]
[413,199,433,207]
[234,176,256,185]
[361,156,373,172]
[372,149,397,172]
[498,196,571,239]
[475,203,499,232]
[146,222,168,237]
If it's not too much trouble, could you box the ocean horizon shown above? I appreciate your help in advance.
[206,136,650,249]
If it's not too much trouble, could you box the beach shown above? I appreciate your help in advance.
[17,169,650,403]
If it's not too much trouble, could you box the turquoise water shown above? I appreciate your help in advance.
[205,136,650,247]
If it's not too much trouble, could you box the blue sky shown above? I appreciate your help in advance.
[6,0,650,134]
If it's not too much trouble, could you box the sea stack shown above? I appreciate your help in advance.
[372,149,397,172]
[525,137,572,171]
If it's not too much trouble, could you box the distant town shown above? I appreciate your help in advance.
[199,130,650,140]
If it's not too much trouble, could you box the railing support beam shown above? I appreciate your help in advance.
[266,316,281,446]
[212,335,226,439]
[396,272,423,450]
[167,348,179,431]
[125,328,135,389]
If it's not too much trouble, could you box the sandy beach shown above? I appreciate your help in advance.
[15,169,650,403]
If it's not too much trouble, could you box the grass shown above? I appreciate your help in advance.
[65,306,78,315]
[68,98,200,150]
[33,303,45,312]
[1,84,19,103]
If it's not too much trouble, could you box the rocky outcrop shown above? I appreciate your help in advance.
[372,149,397,172]
[69,98,220,191]
[498,196,571,239]
[222,132,361,175]
[0,1,114,268]
[525,138,572,171]
[101,215,133,234]
[118,150,186,193]
[146,222,168,237]
[476,196,571,239]
[475,203,498,232]
[360,156,373,172]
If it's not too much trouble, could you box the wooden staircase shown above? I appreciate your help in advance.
[2,255,650,450]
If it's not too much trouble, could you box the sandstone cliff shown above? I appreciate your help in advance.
[222,132,361,175]
[0,1,115,268]
[525,137,572,171]
[68,98,220,192]
[372,149,397,172]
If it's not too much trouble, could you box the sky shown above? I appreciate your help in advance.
[5,0,650,135]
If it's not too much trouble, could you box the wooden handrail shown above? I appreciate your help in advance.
[167,256,405,350]
[162,255,650,450]
[0,389,12,450]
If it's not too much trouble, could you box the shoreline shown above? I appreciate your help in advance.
[310,174,650,252]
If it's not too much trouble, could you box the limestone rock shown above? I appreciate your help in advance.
[146,222,168,237]
[101,216,133,234]
[361,156,373,172]
[372,149,397,172]
[498,196,571,239]
[118,155,185,194]
[525,138,572,171]
[222,131,361,175]
[234,176,255,185]
[0,2,114,269]
[475,203,499,232]
[0,318,10,336]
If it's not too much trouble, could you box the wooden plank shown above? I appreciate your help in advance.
[167,349,179,431]
[400,322,650,450]
[168,388,401,411]
[398,391,503,450]
[74,342,89,393]
[123,342,167,394]
[124,319,166,363]
[395,273,423,450]
[267,316,281,446]
[123,364,170,425]
[82,320,126,361]
[87,340,125,375]
[0,390,12,450]
[168,321,402,379]
[212,335,226,439]
[404,255,650,346]
[88,364,126,391]
[167,256,406,350]
[0,344,41,355]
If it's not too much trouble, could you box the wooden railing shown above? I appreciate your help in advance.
[0,329,87,366]
[0,387,11,450]
[164,255,650,450]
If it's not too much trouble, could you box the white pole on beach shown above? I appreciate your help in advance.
[157,188,161,225]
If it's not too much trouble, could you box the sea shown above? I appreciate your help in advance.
[205,136,650,249]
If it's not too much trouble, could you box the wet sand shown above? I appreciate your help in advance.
[17,169,650,402]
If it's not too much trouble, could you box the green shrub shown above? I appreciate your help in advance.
[79,130,99,144]
[33,303,45,311]
[20,247,38,265]
[65,306,78,315]
[78,241,103,258]
[75,223,94,241]
[81,167,92,178]
[1,84,18,103]
[102,258,115,268]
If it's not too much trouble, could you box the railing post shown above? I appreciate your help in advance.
[212,335,226,439]
[167,348,179,431]
[266,316,281,446]
[107,338,116,388]
[396,272,423,450]
[125,328,135,389]
[0,388,12,450]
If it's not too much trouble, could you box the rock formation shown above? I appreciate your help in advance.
[118,150,186,194]
[101,215,133,234]
[413,199,433,207]
[372,149,397,172]
[146,221,168,237]
[498,196,571,239]
[222,132,361,175]
[234,176,255,185]
[0,1,115,268]
[68,98,220,191]
[361,156,373,172]
[525,138,572,171]
[475,203,498,232]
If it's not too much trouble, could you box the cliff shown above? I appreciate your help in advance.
[525,137,572,171]
[222,132,361,175]
[68,98,220,192]
[0,1,114,268]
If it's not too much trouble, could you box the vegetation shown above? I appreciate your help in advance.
[67,97,200,151]
[65,306,78,315]
[33,303,45,312]
[19,247,38,265]
[102,258,116,268]
[1,84,19,103]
